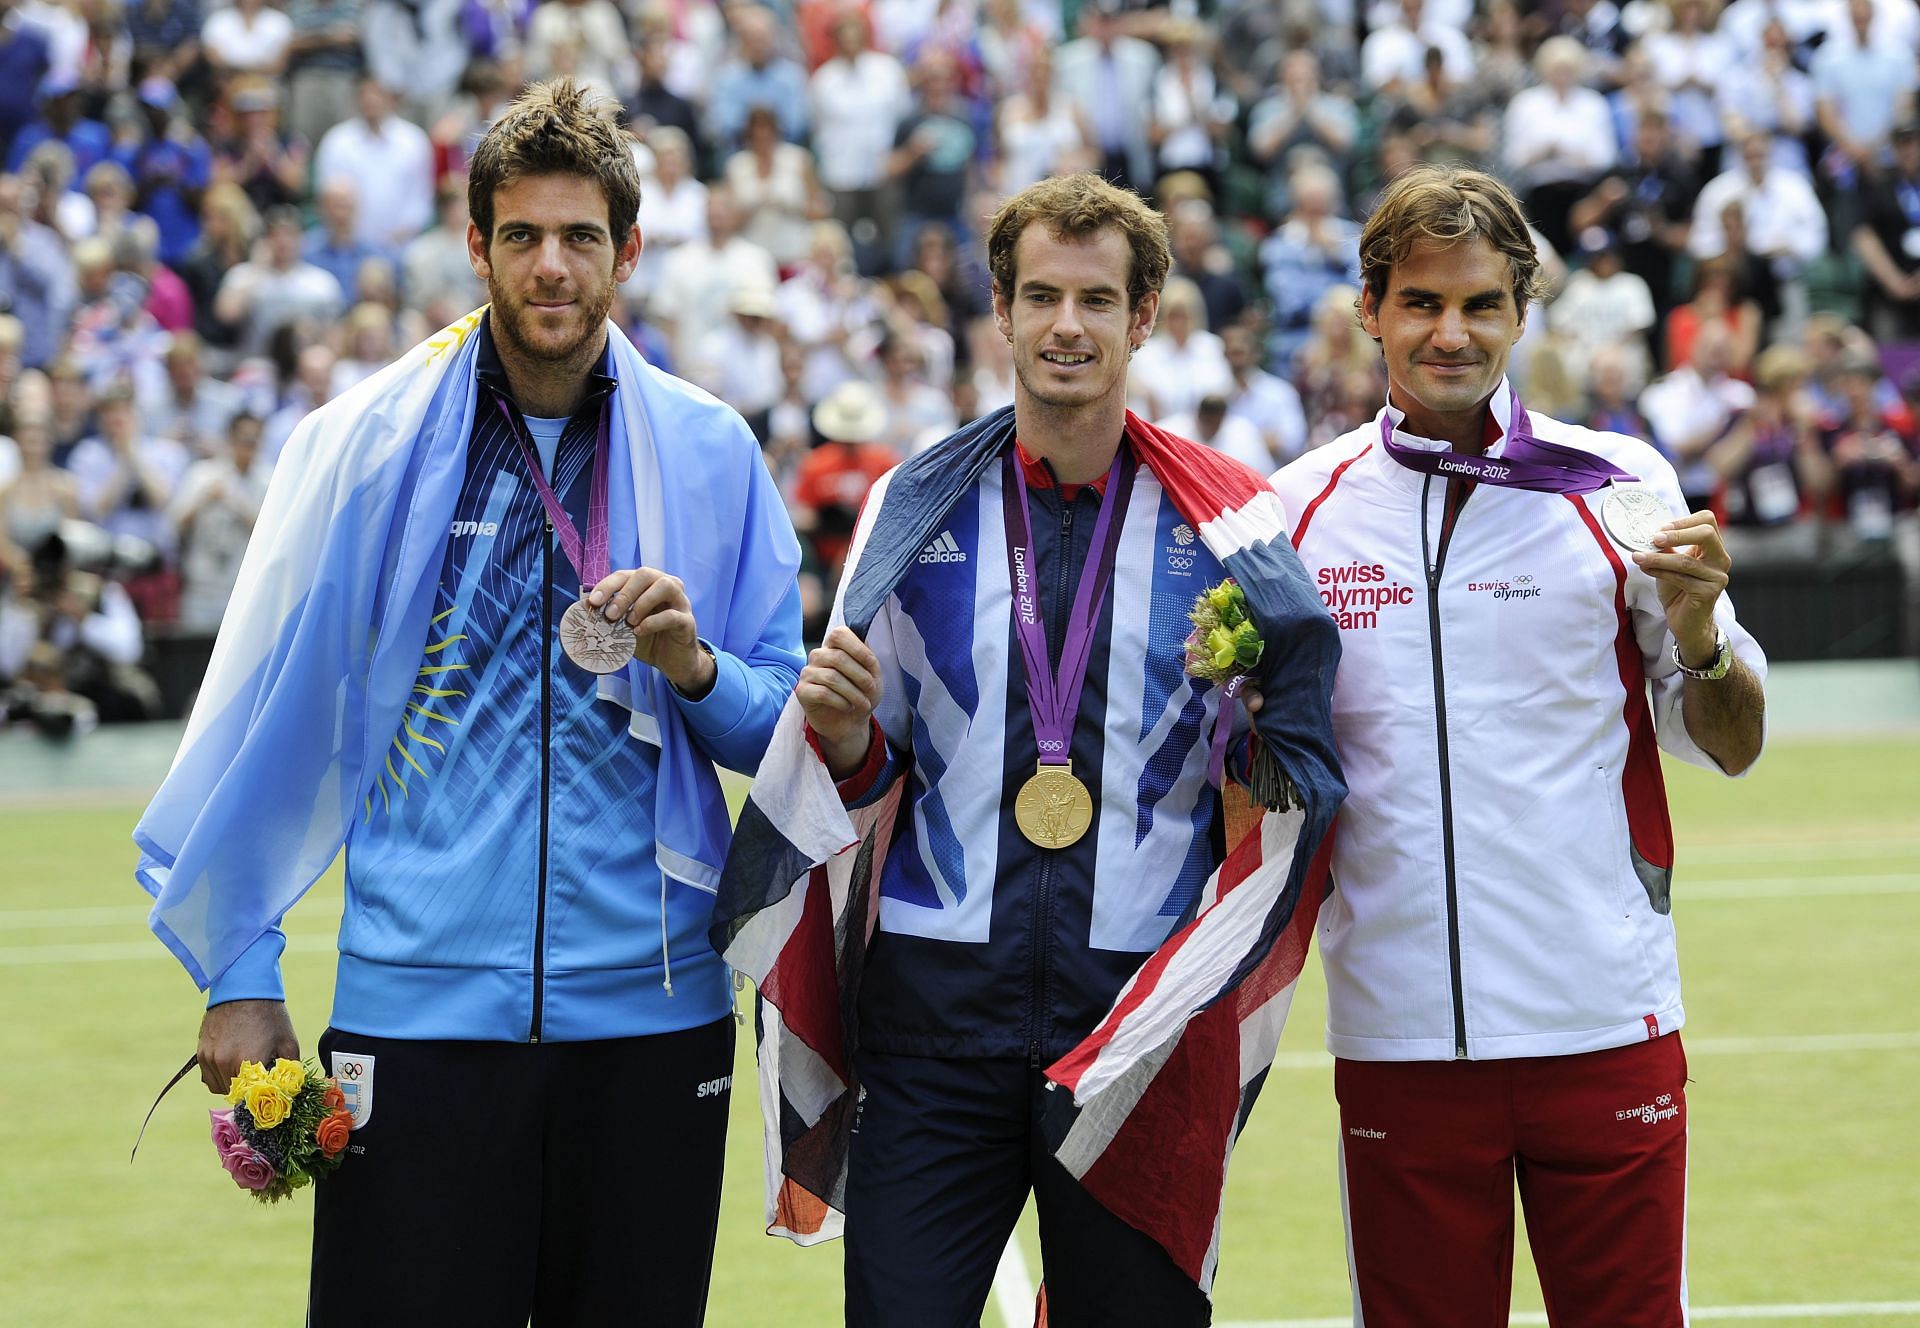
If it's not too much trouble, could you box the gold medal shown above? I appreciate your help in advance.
[1014,760,1095,849]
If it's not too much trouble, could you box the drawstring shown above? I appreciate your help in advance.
[660,874,675,996]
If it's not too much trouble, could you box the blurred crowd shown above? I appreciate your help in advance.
[4,0,1920,732]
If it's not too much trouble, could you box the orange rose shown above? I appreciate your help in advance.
[316,1110,352,1158]
[322,1084,346,1112]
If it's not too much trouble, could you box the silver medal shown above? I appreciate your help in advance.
[559,596,637,674]
[1600,483,1668,554]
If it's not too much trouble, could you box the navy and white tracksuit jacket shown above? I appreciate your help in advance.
[848,450,1241,1063]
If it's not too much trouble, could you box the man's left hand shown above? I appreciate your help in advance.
[588,568,715,698]
[1632,509,1730,668]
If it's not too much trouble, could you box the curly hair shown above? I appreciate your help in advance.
[1358,165,1547,313]
[467,79,641,249]
[985,173,1171,309]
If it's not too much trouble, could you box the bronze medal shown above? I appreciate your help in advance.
[1014,761,1095,849]
[559,596,637,674]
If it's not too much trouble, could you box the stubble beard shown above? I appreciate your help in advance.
[489,276,615,375]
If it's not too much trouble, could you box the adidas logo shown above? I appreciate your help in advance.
[918,530,967,564]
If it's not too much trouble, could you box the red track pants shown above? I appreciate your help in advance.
[1335,1034,1689,1328]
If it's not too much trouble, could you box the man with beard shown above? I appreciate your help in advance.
[135,81,803,1325]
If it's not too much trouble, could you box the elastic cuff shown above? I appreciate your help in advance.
[671,639,750,737]
[207,927,288,1006]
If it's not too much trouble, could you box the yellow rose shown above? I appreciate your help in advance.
[224,1060,268,1106]
[269,1059,308,1098]
[243,1081,292,1129]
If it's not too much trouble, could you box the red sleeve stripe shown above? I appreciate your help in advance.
[1290,444,1373,549]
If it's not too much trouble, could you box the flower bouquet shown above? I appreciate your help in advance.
[1184,578,1290,811]
[209,1058,353,1202]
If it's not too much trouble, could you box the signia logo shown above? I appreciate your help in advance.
[1172,523,1196,546]
[450,519,499,538]
[918,530,967,564]
[696,1074,733,1098]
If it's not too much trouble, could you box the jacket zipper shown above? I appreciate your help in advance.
[1420,477,1468,1059]
[1026,493,1078,1067]
[531,516,553,1043]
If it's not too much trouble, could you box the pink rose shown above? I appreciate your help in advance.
[209,1109,243,1157]
[221,1142,277,1192]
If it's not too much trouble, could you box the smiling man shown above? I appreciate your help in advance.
[725,173,1343,1325]
[135,81,803,1324]
[1270,165,1767,1327]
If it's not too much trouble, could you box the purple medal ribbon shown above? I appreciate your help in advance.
[1001,445,1135,768]
[1379,391,1638,493]
[495,397,614,589]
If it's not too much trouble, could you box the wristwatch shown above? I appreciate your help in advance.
[1671,627,1732,681]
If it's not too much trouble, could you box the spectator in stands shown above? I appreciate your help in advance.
[212,204,347,357]
[707,3,807,154]
[975,0,1050,102]
[1386,38,1498,167]
[1644,0,1733,165]
[1716,17,1812,175]
[201,0,294,82]
[284,0,364,147]
[1246,48,1357,218]
[402,184,486,324]
[688,281,784,439]
[33,543,159,722]
[1546,0,1630,80]
[1503,38,1616,257]
[525,0,633,102]
[1473,0,1533,106]
[263,340,333,459]
[1641,318,1757,510]
[1711,343,1830,562]
[809,10,909,261]
[1052,0,1159,195]
[178,181,256,355]
[45,356,91,463]
[1552,230,1655,383]
[0,403,75,562]
[627,40,703,160]
[1690,129,1827,337]
[169,409,269,631]
[1584,340,1652,440]
[302,178,386,299]
[1130,275,1230,423]
[1812,0,1917,200]
[652,182,778,367]
[6,74,110,177]
[313,78,435,251]
[888,49,978,268]
[1296,283,1380,444]
[67,380,190,557]
[1821,347,1920,546]
[123,0,200,89]
[907,220,990,335]
[212,76,309,216]
[1166,200,1245,338]
[1574,98,1697,322]
[1360,0,1473,100]
[0,169,76,369]
[1147,21,1232,197]
[0,0,52,167]
[1259,159,1362,375]
[20,139,86,240]
[872,327,954,454]
[1852,120,1920,344]
[124,78,212,267]
[1222,321,1308,469]
[791,378,898,578]
[996,44,1090,197]
[1167,389,1270,470]
[632,125,706,291]
[363,0,468,118]
[727,104,820,269]
[67,238,169,398]
[777,218,878,402]
[147,330,242,457]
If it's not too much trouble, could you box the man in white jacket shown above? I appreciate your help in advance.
[1271,165,1766,1328]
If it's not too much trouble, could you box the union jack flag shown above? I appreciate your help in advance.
[711,406,1344,1297]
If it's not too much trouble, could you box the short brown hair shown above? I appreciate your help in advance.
[1358,165,1547,313]
[986,173,1171,310]
[468,79,641,249]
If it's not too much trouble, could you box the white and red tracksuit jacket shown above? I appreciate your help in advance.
[1271,387,1766,1063]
